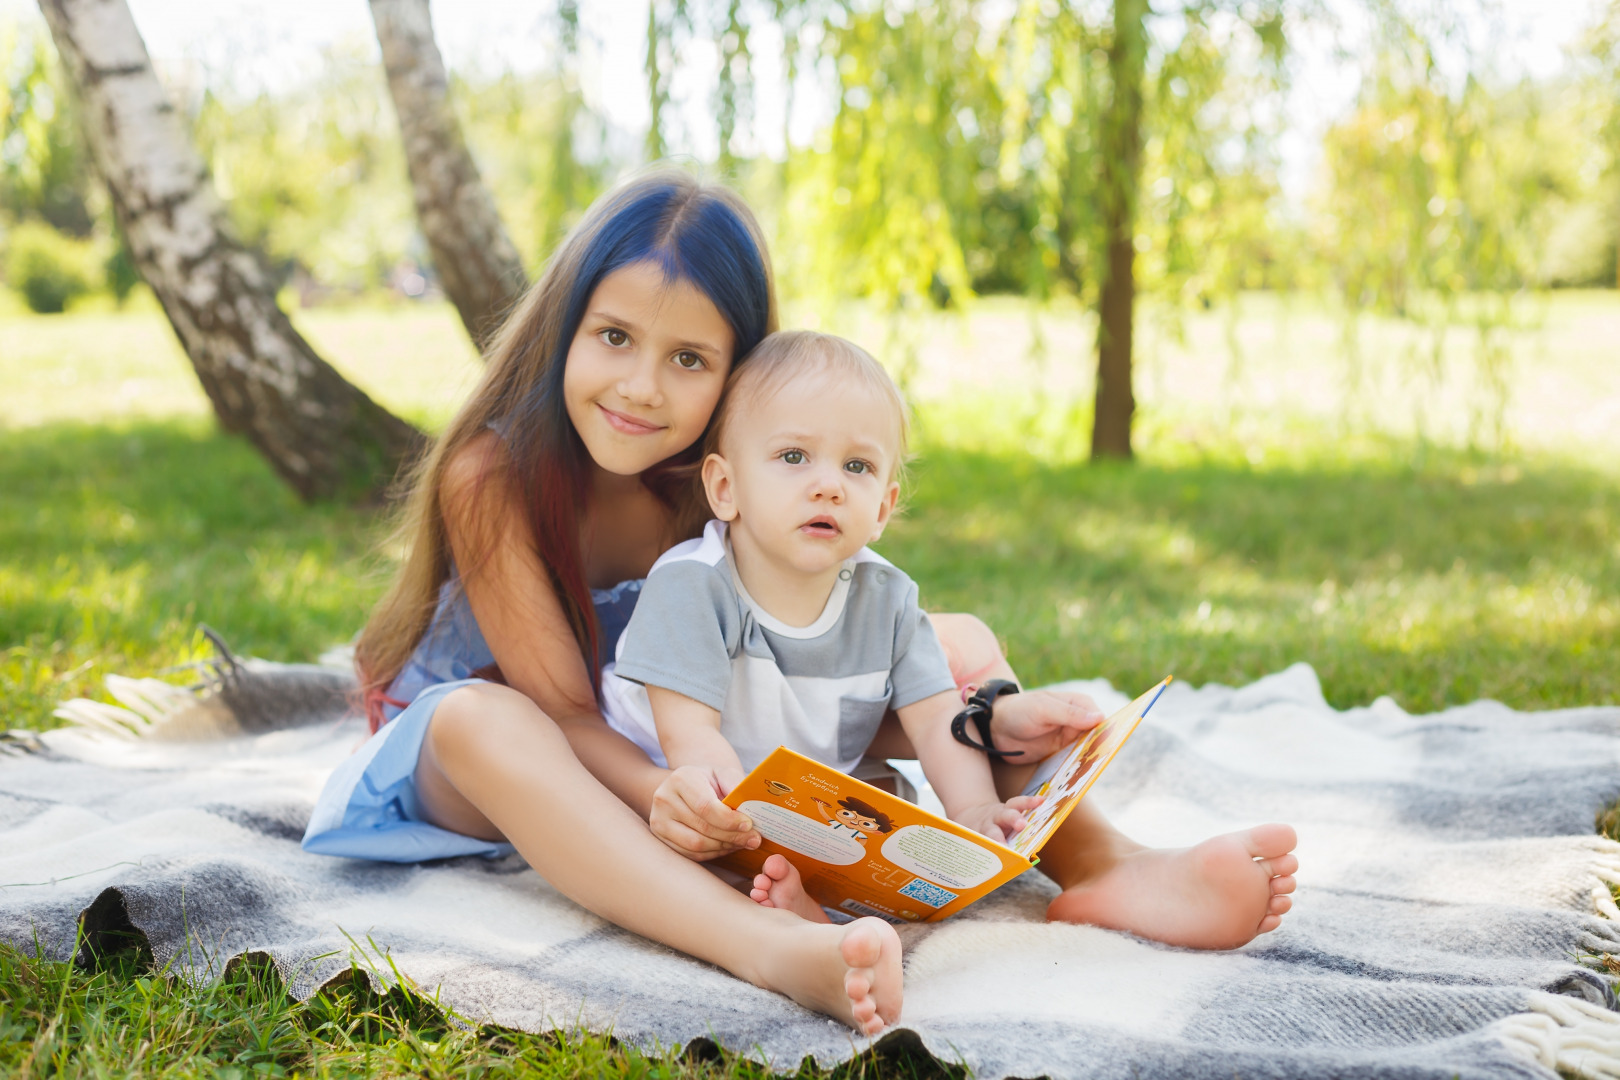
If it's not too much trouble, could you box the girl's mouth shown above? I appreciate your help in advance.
[801,517,840,537]
[597,404,663,435]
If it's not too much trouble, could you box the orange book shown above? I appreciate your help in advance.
[716,677,1172,923]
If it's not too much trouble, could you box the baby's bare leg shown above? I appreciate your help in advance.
[929,613,1298,950]
[416,683,901,1033]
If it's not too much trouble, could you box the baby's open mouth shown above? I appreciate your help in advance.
[801,517,839,536]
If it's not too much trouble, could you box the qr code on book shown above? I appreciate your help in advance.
[897,878,958,908]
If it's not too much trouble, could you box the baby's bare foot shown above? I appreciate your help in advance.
[1046,823,1298,950]
[755,916,902,1036]
[750,853,831,923]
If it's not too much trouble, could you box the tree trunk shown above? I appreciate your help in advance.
[1091,0,1147,462]
[38,0,422,503]
[369,0,527,348]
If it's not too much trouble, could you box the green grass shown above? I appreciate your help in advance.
[0,939,958,1080]
[890,421,1619,712]
[3,295,1619,1074]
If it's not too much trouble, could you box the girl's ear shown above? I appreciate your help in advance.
[702,453,739,521]
[869,480,901,542]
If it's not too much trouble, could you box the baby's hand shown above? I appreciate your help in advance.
[954,795,1043,845]
[649,765,762,861]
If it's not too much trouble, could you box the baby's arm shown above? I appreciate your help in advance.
[646,685,748,795]
[895,690,1038,843]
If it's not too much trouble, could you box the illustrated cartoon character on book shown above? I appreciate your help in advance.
[813,796,895,845]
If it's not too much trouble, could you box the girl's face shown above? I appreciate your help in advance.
[564,261,734,477]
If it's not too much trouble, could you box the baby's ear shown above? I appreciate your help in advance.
[702,453,739,521]
[869,479,901,541]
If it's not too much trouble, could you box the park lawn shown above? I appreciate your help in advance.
[2,297,1618,1075]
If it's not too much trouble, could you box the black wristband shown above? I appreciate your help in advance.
[950,679,1024,760]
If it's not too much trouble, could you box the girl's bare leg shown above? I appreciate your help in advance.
[929,614,1298,950]
[414,682,901,1033]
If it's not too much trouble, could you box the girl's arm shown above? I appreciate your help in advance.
[441,434,668,819]
[646,685,747,793]
[894,689,1036,843]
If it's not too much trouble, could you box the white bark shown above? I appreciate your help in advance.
[38,0,420,501]
[369,0,527,348]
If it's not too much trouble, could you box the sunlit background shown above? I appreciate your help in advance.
[1,0,1617,724]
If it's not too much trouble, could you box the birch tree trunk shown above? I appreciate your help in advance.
[369,0,527,348]
[1090,0,1147,461]
[37,0,422,503]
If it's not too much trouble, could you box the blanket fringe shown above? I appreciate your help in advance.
[51,674,200,738]
[1498,995,1620,1079]
[40,627,357,747]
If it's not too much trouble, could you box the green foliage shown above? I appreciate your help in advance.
[0,20,93,237]
[454,67,612,270]
[1310,4,1620,447]
[776,0,1293,328]
[3,218,96,313]
[190,46,414,293]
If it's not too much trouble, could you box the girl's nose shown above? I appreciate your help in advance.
[617,357,662,407]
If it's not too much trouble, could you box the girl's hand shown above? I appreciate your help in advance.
[648,765,762,861]
[987,690,1105,761]
[954,795,1043,844]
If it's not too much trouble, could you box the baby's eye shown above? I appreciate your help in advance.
[780,450,806,465]
[600,328,629,347]
[844,459,872,475]
[673,351,705,370]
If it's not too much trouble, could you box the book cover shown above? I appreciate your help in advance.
[716,677,1172,923]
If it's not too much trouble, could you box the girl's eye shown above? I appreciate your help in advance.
[600,328,629,347]
[674,351,705,370]
[845,460,871,475]
[781,450,806,465]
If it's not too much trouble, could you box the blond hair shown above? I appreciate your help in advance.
[706,330,910,483]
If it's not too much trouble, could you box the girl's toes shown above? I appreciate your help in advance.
[1258,914,1282,934]
[1267,853,1299,877]
[1267,894,1292,916]
[1272,874,1296,895]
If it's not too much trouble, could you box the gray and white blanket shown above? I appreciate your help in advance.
[4,660,1620,1080]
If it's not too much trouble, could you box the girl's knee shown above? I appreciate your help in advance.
[931,613,1004,671]
[429,683,553,756]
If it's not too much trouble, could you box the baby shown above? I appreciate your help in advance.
[601,330,1035,919]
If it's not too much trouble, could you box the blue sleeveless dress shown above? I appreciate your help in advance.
[301,577,643,862]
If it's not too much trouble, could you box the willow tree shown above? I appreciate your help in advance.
[369,0,527,347]
[1090,0,1148,459]
[37,0,421,502]
[778,0,1292,456]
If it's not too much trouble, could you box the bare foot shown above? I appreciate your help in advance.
[750,853,831,923]
[1045,823,1298,950]
[753,915,903,1035]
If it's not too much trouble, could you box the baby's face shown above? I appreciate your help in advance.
[707,372,901,577]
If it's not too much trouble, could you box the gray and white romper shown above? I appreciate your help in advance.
[602,520,957,773]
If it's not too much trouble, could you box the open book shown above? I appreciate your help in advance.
[716,677,1172,923]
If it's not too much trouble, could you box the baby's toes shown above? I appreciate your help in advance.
[1271,874,1296,895]
[1257,914,1282,934]
[1267,894,1292,916]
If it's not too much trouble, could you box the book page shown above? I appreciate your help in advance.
[1007,677,1171,858]
[717,747,1032,923]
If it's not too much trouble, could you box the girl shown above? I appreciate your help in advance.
[304,170,1298,1036]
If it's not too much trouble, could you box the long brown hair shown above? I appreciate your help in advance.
[357,170,777,730]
